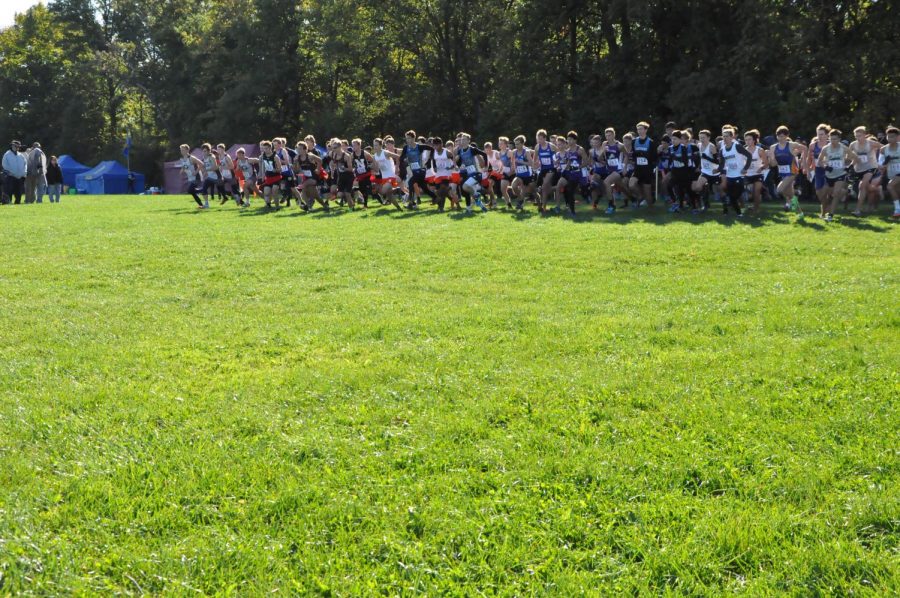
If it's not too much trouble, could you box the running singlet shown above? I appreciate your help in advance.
[774,143,796,176]
[296,155,317,179]
[669,145,689,170]
[203,154,218,180]
[536,143,554,170]
[277,148,293,175]
[260,153,277,177]
[514,148,532,177]
[402,144,429,173]
[745,146,765,176]
[882,144,900,179]
[658,147,672,171]
[720,142,744,179]
[499,150,511,175]
[633,137,654,168]
[219,155,233,180]
[823,145,847,178]
[605,143,623,172]
[853,140,875,173]
[433,149,454,178]
[180,156,198,180]
[457,147,482,176]
[353,151,370,176]
[236,158,255,181]
[699,143,719,176]
[373,150,396,178]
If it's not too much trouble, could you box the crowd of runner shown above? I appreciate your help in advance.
[176,122,900,222]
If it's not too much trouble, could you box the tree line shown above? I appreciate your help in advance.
[1,0,896,186]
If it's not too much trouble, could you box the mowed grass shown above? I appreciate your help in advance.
[0,195,897,596]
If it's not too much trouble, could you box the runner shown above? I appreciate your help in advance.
[880,126,900,219]
[350,138,375,208]
[599,128,627,213]
[742,130,768,216]
[667,131,699,213]
[294,141,326,211]
[849,126,883,216]
[215,144,242,206]
[399,130,435,209]
[691,129,720,211]
[234,148,258,207]
[327,138,355,209]
[805,124,831,218]
[510,135,535,211]
[497,137,514,208]
[455,133,488,213]
[482,141,504,208]
[532,129,557,212]
[718,126,752,217]
[555,131,590,215]
[199,143,220,209]
[257,140,283,208]
[816,128,859,222]
[371,137,403,211]
[178,144,206,208]
[628,122,657,207]
[767,126,808,219]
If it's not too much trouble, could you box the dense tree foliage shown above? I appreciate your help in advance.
[1,0,896,183]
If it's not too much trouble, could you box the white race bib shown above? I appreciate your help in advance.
[302,169,312,177]
[857,154,868,164]
[581,167,589,178]
[828,160,843,169]
[466,165,477,175]
[410,161,420,170]
[778,165,791,175]
[636,157,648,166]
[726,159,737,170]
[607,158,619,168]
[516,165,529,175]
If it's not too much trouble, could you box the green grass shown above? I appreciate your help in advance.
[0,196,897,595]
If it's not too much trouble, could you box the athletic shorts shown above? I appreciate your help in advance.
[334,171,353,193]
[373,177,399,187]
[632,166,653,186]
[449,172,462,185]
[538,168,556,182]
[814,167,827,190]
[261,174,282,188]
[744,175,763,185]
[849,168,876,182]
[826,175,847,187]
[699,173,720,186]
[354,173,372,183]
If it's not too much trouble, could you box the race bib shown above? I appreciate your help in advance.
[607,158,619,168]
[636,157,648,166]
[828,159,843,169]
[778,165,791,174]
[410,161,420,170]
[889,162,900,176]
[857,154,868,164]
[726,159,738,170]
[466,165,477,175]
[540,156,552,166]
[581,167,589,178]
[302,169,312,177]
[516,165,529,175]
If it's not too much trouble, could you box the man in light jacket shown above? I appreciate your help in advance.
[25,142,46,203]
[2,140,27,204]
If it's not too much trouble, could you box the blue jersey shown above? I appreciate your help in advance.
[514,148,532,177]
[773,142,795,176]
[536,143,555,171]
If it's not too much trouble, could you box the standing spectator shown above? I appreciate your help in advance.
[2,140,27,204]
[26,142,47,203]
[45,155,63,203]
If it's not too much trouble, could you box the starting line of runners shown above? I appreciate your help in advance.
[176,123,900,222]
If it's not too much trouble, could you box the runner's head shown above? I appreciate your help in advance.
[590,134,601,149]
[536,129,547,143]
[216,143,227,155]
[483,141,493,152]
[431,137,443,150]
[405,130,416,146]
[295,140,308,156]
[744,129,759,145]
[887,126,899,143]
[816,123,830,142]
[260,140,272,154]
[458,132,470,149]
[201,143,212,154]
[566,130,578,148]
[668,132,678,146]
[776,125,790,142]
[498,136,509,150]
[514,135,525,148]
[384,136,395,150]
[622,132,634,148]
[829,128,842,144]
[699,129,711,143]
[604,127,616,143]
[373,137,383,151]
[721,126,736,142]
[665,121,676,135]
[853,126,867,141]
[636,122,649,137]
[352,138,362,151]
[179,143,191,157]
[236,148,245,157]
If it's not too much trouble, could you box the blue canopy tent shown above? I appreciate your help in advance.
[75,161,145,194]
[57,155,91,188]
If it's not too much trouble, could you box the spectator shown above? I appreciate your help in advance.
[2,140,27,204]
[26,142,47,203]
[45,155,63,203]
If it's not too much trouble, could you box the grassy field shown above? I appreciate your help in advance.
[0,195,897,595]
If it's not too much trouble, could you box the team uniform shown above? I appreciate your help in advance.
[352,149,373,206]
[719,140,752,216]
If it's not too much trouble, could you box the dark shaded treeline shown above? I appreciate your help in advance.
[1,0,896,184]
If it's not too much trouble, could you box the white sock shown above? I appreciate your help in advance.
[894,200,900,211]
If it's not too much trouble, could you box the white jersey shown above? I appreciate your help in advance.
[236,157,255,181]
[202,154,218,180]
[180,156,198,181]
[699,142,719,176]
[720,141,745,179]
[882,143,900,179]
[433,148,454,178]
[373,150,396,179]
[745,146,765,176]
[851,140,876,173]
[218,154,233,180]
